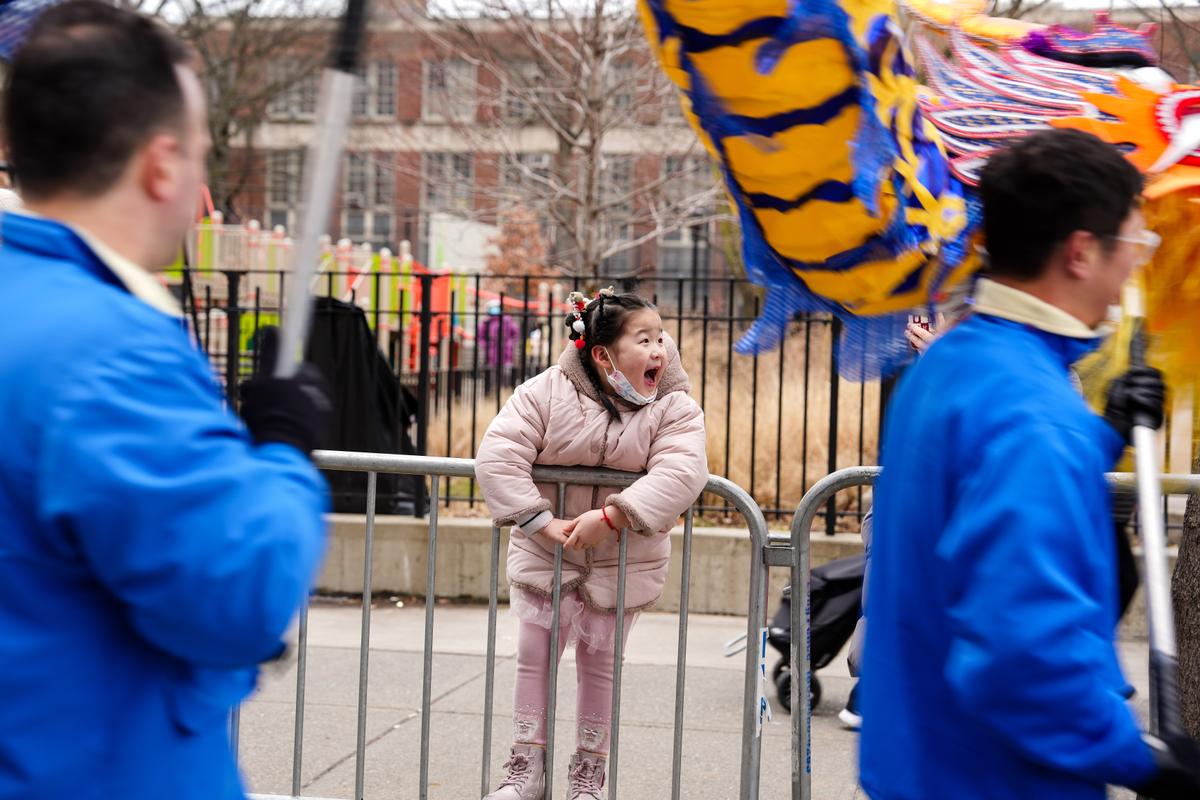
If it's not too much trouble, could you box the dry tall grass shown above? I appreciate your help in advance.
[427,318,880,526]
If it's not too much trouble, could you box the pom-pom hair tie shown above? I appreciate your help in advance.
[566,290,588,348]
[565,286,615,349]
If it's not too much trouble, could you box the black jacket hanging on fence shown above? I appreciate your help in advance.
[304,297,423,514]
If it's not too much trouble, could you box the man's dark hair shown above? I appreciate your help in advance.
[2,0,191,200]
[978,129,1143,281]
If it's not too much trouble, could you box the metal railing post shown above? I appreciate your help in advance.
[224,270,243,406]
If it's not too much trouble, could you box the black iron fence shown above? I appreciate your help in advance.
[178,267,884,530]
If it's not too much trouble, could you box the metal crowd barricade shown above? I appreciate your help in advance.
[785,466,1200,800]
[240,449,771,800]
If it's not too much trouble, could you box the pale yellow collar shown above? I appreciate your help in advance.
[72,225,182,318]
[973,278,1103,339]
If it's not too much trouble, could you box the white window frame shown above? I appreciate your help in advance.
[340,152,396,248]
[350,61,398,120]
[267,61,317,120]
[266,149,304,231]
[422,59,477,123]
[422,152,474,214]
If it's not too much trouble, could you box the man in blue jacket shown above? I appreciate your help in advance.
[859,129,1200,799]
[0,3,331,798]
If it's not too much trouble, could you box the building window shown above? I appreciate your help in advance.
[267,61,317,119]
[600,154,633,204]
[609,62,635,114]
[267,149,304,230]
[501,152,553,196]
[503,60,546,123]
[423,152,474,213]
[375,61,397,117]
[352,64,369,117]
[422,59,477,123]
[659,156,714,294]
[341,152,396,249]
[597,155,634,273]
[351,61,397,119]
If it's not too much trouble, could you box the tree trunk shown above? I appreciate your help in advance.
[1174,447,1200,738]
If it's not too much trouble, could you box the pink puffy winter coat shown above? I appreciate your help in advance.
[475,337,708,613]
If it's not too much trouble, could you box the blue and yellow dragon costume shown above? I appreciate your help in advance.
[640,0,1200,388]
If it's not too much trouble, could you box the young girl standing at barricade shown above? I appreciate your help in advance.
[475,288,708,800]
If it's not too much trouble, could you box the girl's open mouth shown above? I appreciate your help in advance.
[644,367,660,387]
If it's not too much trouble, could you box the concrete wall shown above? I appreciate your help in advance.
[317,514,1168,640]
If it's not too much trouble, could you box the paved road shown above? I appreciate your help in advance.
[236,599,1148,799]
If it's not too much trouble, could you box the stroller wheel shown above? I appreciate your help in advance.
[775,668,791,714]
[772,667,822,713]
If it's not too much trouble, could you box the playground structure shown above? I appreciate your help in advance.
[175,212,571,375]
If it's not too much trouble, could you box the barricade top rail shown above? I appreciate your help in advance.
[786,467,1200,542]
[311,450,771,549]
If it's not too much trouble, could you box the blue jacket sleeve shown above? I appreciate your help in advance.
[36,338,329,668]
[939,418,1156,788]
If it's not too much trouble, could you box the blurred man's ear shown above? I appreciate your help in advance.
[1062,230,1100,282]
[139,132,183,203]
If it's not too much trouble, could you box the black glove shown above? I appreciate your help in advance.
[1134,731,1200,800]
[1103,364,1165,444]
[239,364,333,454]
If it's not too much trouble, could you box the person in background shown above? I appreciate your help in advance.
[479,298,522,392]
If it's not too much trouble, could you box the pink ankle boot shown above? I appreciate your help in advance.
[482,744,545,800]
[566,751,606,800]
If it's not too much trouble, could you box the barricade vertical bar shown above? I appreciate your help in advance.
[608,530,629,799]
[354,471,378,800]
[419,475,441,800]
[670,508,695,800]
[291,600,309,796]
[546,483,568,800]
[739,540,767,800]
[791,515,811,800]
[787,467,880,799]
[480,525,502,797]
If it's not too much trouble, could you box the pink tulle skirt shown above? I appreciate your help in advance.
[509,586,639,655]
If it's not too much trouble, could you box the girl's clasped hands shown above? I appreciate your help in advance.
[539,505,630,550]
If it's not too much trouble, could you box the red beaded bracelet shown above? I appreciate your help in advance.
[600,505,619,532]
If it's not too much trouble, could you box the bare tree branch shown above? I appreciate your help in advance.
[389,0,728,276]
[148,0,333,220]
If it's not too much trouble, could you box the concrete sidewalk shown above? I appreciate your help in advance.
[237,599,1150,799]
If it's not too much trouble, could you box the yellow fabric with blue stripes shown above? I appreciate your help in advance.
[640,0,977,376]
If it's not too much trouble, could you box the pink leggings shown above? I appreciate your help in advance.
[511,619,632,755]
